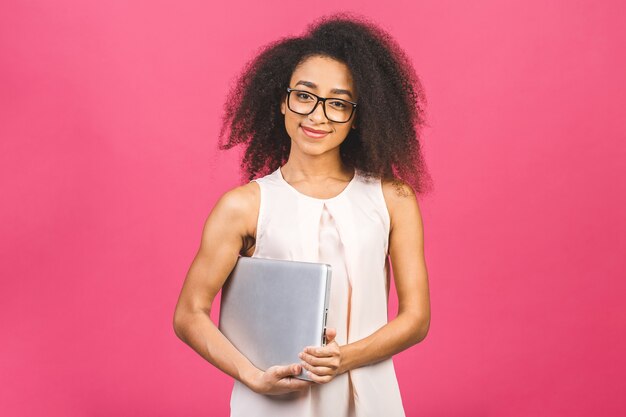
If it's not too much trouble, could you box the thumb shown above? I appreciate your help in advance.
[325,327,337,344]
[273,364,301,379]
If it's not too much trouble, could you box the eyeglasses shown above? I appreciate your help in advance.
[286,87,357,123]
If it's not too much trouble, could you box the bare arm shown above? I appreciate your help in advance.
[338,179,431,373]
[298,179,431,380]
[172,182,312,394]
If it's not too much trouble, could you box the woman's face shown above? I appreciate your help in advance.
[280,55,357,158]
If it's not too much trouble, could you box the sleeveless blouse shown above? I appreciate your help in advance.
[229,167,406,417]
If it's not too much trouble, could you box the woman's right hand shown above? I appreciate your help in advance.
[246,364,313,395]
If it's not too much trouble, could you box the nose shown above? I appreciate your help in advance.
[308,100,328,123]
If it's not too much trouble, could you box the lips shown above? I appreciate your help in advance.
[301,125,330,138]
[301,125,329,134]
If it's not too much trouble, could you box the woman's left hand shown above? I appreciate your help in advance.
[299,327,342,384]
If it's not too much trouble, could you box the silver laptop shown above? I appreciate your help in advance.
[218,256,332,381]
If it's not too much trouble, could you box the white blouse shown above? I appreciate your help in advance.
[228,166,405,417]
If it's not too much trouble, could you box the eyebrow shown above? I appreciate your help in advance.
[294,80,354,99]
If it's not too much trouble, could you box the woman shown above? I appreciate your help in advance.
[173,13,432,417]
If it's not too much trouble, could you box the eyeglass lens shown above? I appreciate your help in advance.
[288,90,353,123]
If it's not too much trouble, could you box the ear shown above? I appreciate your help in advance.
[280,94,286,115]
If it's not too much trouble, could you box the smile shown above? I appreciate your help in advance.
[301,125,330,138]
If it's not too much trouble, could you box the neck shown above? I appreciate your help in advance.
[282,149,352,182]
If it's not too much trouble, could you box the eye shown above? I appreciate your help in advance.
[329,100,347,109]
[296,92,314,100]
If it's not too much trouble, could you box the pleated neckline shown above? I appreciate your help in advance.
[275,166,358,202]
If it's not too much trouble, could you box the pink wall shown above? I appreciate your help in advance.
[1,0,624,416]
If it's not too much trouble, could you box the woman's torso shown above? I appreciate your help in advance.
[229,166,406,417]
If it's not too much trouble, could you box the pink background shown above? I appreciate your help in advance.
[1,0,624,416]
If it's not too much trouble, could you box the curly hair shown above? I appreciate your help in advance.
[218,12,433,195]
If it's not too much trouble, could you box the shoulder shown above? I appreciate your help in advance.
[215,181,259,212]
[209,181,260,232]
[381,178,421,230]
[381,177,417,208]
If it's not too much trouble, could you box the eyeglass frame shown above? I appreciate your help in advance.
[285,87,357,123]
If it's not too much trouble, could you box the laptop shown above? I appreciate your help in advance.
[218,256,332,381]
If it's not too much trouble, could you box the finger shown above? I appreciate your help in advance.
[302,345,339,358]
[303,369,333,384]
[271,364,302,379]
[324,327,337,344]
[299,352,337,367]
[301,361,335,377]
[276,376,313,391]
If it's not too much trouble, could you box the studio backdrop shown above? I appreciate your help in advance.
[1,1,624,416]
